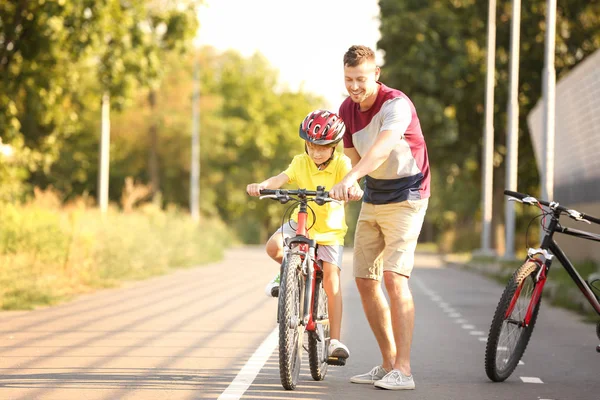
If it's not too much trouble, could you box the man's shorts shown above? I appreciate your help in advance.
[271,223,344,269]
[353,198,428,280]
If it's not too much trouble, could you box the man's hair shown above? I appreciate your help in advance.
[343,45,376,67]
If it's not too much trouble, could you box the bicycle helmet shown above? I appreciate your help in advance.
[299,110,346,146]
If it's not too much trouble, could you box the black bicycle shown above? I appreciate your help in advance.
[259,186,347,390]
[485,190,600,382]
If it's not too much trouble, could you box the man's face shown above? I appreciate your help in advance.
[344,60,380,105]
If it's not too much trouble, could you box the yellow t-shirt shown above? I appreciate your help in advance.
[283,152,352,246]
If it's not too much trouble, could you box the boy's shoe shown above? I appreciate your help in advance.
[264,273,280,297]
[373,369,415,390]
[350,365,388,384]
[328,339,350,359]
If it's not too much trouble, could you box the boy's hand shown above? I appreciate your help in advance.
[246,183,265,197]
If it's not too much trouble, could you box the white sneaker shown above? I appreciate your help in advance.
[350,365,388,384]
[328,339,350,359]
[374,369,415,390]
[264,273,279,297]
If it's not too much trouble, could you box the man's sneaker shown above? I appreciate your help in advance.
[350,365,388,384]
[373,369,415,390]
[264,273,280,297]
[328,339,350,359]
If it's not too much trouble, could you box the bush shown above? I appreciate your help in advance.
[0,192,234,310]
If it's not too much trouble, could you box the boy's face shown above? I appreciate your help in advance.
[344,59,380,105]
[306,141,334,166]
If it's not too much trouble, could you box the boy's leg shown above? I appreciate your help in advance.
[322,261,342,340]
[318,245,349,359]
[265,232,285,264]
[264,224,295,297]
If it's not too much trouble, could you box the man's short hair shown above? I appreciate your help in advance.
[343,45,376,67]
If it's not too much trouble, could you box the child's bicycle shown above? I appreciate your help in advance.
[259,186,347,390]
[485,190,600,382]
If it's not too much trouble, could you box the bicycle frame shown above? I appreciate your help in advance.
[517,203,600,323]
[283,199,321,332]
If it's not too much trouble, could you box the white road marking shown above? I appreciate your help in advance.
[449,313,462,318]
[469,331,485,335]
[478,337,487,342]
[461,324,475,329]
[455,318,467,323]
[218,327,278,400]
[520,376,543,383]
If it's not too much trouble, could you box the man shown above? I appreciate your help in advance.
[329,45,430,391]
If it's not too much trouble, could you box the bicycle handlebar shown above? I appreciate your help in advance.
[259,187,340,205]
[504,190,600,225]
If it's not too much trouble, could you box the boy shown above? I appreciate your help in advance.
[247,109,362,359]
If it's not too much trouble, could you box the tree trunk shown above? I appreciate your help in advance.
[148,89,160,201]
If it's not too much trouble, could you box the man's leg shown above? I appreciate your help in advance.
[356,277,396,371]
[383,271,414,376]
[378,199,428,377]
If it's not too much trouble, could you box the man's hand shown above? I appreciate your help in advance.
[348,186,364,201]
[246,183,265,197]
[330,177,355,202]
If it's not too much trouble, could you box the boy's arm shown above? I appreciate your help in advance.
[246,173,289,196]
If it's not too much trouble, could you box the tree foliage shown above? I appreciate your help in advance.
[378,0,600,250]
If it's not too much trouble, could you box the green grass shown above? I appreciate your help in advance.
[464,255,600,319]
[0,200,234,310]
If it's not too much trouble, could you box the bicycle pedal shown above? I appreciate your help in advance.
[326,356,347,366]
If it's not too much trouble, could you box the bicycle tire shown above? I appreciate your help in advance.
[308,276,329,380]
[485,261,542,382]
[278,254,304,390]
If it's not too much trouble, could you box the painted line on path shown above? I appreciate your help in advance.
[218,326,278,400]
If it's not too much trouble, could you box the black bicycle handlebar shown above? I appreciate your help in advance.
[259,188,328,197]
[504,189,600,225]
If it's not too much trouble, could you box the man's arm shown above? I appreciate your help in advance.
[342,129,397,183]
[343,147,361,167]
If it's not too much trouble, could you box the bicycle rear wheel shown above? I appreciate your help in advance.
[308,274,329,381]
[485,261,542,382]
[278,254,304,390]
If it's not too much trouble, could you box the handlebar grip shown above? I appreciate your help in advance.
[259,189,278,195]
[504,190,527,200]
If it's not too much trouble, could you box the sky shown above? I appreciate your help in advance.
[196,0,383,109]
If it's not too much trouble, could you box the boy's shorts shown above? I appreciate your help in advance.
[353,198,428,280]
[272,223,344,269]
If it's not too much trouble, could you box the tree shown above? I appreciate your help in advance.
[378,0,600,251]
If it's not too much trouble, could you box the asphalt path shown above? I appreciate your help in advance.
[0,246,598,400]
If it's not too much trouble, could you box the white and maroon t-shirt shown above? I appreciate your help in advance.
[339,83,430,204]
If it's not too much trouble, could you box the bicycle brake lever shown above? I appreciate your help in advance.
[567,209,591,224]
[521,196,538,205]
[508,197,522,203]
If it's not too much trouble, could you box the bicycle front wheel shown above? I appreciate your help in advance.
[308,275,329,381]
[485,261,542,382]
[278,254,304,390]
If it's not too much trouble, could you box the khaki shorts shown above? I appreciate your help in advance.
[353,198,428,280]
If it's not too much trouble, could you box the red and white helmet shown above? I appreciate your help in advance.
[299,110,346,146]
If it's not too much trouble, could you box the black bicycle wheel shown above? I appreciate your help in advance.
[278,254,304,390]
[308,275,329,381]
[485,261,542,382]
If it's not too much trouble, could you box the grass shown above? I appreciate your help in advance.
[0,194,234,310]
[461,254,600,319]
